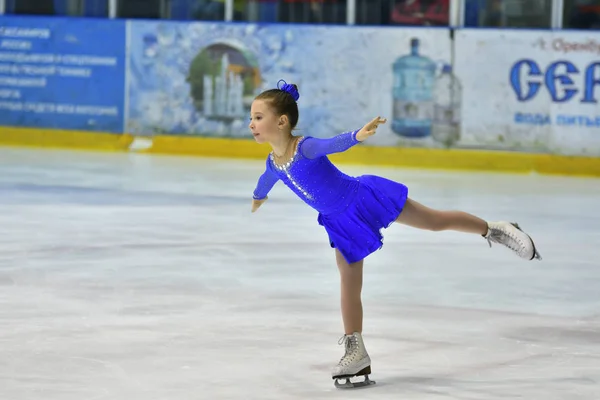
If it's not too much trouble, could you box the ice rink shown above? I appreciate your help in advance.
[1,146,599,400]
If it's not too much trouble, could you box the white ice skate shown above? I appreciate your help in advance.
[485,221,542,260]
[332,332,375,389]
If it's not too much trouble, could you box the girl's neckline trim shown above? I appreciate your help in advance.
[270,136,306,170]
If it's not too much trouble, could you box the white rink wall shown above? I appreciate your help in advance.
[0,16,599,158]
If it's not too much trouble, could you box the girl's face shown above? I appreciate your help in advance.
[249,99,283,144]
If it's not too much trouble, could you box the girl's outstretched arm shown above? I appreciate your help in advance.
[251,158,279,212]
[300,117,387,159]
[299,130,360,159]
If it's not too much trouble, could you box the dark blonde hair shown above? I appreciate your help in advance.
[255,81,300,129]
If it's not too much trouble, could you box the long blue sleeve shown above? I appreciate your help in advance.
[253,158,279,200]
[299,130,360,159]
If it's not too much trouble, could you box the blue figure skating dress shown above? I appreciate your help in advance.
[253,130,408,264]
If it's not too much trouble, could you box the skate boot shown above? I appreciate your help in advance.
[484,221,542,260]
[331,332,375,389]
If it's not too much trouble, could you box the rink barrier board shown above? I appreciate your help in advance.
[1,127,598,177]
[144,135,600,177]
[0,127,134,151]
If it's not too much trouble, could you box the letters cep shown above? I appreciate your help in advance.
[510,60,600,103]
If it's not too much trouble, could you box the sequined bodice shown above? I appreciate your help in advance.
[253,131,361,215]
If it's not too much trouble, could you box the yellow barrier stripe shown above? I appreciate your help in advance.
[0,126,133,151]
[1,127,599,177]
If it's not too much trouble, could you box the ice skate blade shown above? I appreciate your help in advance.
[334,375,376,389]
[333,366,375,389]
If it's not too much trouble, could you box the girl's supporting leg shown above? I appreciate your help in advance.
[335,249,364,334]
[331,250,372,383]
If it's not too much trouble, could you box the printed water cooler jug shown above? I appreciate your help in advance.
[391,38,436,138]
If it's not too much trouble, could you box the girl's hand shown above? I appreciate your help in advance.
[356,116,387,142]
[251,197,268,213]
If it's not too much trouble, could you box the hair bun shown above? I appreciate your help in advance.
[277,79,300,102]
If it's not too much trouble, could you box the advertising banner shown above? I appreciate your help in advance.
[126,21,452,147]
[455,30,600,156]
[0,16,126,133]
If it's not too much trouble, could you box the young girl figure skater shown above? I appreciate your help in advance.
[249,80,541,388]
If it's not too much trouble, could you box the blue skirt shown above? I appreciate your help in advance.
[317,174,409,264]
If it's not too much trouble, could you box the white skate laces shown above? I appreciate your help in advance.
[332,332,371,378]
[332,332,375,388]
[484,221,541,260]
[337,334,360,367]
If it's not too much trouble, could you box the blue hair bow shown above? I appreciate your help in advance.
[277,79,300,102]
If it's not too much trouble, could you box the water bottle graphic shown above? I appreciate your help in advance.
[391,38,436,138]
[432,64,462,147]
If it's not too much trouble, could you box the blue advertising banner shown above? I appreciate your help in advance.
[0,16,126,133]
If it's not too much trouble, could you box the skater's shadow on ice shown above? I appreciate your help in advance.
[379,375,463,395]
[379,375,563,396]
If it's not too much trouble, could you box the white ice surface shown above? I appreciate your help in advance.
[0,147,599,400]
